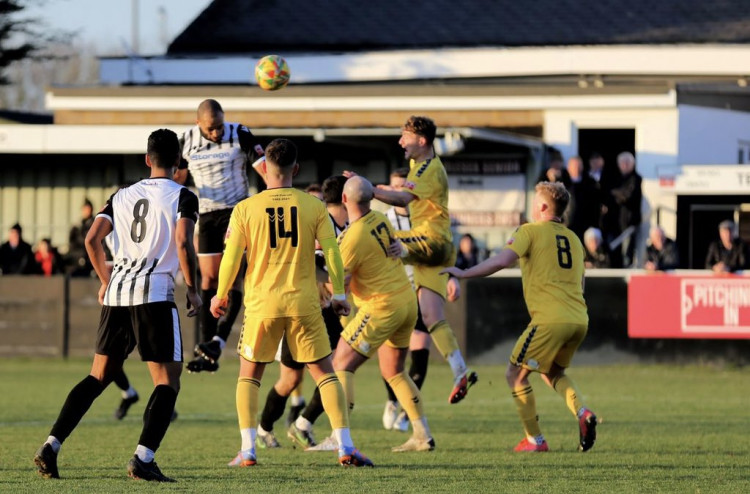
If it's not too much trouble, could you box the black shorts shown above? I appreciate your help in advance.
[280,304,343,370]
[96,301,183,363]
[198,208,233,254]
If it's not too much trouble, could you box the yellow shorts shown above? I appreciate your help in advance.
[509,323,588,374]
[412,246,457,300]
[237,311,331,364]
[339,292,358,328]
[340,295,418,357]
[394,229,454,267]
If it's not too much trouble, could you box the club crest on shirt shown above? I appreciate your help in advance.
[506,237,515,245]
[404,181,416,190]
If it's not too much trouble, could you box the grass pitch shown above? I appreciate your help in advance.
[0,357,748,493]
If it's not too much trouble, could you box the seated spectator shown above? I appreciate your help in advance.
[536,150,571,188]
[34,238,64,277]
[66,198,95,277]
[705,220,748,273]
[644,226,679,271]
[455,233,481,269]
[583,227,611,269]
[0,223,34,274]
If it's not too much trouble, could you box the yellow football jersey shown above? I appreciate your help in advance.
[338,210,412,308]
[506,221,589,326]
[226,187,335,317]
[402,156,451,240]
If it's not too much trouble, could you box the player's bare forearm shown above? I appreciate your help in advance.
[373,187,414,207]
[175,218,198,291]
[442,249,519,279]
[85,217,113,285]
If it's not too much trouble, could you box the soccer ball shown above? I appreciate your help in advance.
[254,55,290,91]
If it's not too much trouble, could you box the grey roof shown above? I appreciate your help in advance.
[169,0,750,54]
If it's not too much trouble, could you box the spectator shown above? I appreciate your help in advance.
[0,223,35,274]
[608,152,642,268]
[565,156,601,242]
[588,152,605,184]
[455,233,481,270]
[66,198,95,277]
[644,226,680,271]
[536,150,571,189]
[34,238,64,277]
[583,227,610,269]
[705,220,748,273]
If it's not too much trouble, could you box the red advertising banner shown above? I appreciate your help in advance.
[628,273,750,339]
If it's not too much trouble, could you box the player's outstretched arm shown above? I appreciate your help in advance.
[176,217,201,317]
[373,185,415,208]
[441,248,519,279]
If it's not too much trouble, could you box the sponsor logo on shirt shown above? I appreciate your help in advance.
[190,151,231,160]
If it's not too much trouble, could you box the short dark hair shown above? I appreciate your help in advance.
[197,98,223,117]
[403,116,436,144]
[147,129,180,169]
[305,183,322,194]
[10,223,22,234]
[322,175,347,204]
[390,167,409,179]
[265,138,297,169]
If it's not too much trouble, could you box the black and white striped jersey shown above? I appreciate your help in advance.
[179,122,258,214]
[97,178,199,306]
[385,207,415,288]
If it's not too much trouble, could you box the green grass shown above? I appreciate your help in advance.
[1,357,748,493]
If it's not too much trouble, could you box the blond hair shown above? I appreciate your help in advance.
[535,181,570,217]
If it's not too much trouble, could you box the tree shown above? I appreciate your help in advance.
[0,0,82,111]
[0,0,38,84]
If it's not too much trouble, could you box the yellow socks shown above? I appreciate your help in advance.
[236,377,260,430]
[552,374,583,416]
[334,370,355,412]
[317,373,349,429]
[511,385,542,438]
[386,372,424,420]
[427,320,459,358]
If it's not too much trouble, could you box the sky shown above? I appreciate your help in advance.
[22,0,213,56]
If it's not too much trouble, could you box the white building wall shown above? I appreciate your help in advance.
[678,105,750,165]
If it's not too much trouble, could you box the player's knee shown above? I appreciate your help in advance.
[275,374,301,395]
[505,364,524,387]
